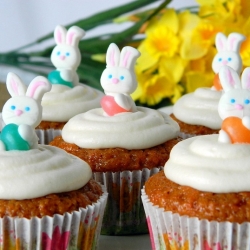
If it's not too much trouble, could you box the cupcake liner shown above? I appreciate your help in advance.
[0,185,108,250]
[93,167,161,236]
[142,187,250,250]
[36,129,62,145]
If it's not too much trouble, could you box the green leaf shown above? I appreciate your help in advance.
[12,0,161,52]
[31,0,171,56]
[80,0,172,52]
[77,62,104,91]
[64,0,161,31]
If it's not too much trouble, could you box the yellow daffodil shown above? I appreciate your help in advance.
[136,9,180,74]
[179,11,219,59]
[241,36,250,66]
[134,9,185,105]
[147,8,179,34]
[183,47,216,93]
[144,25,179,59]
[238,17,250,66]
[133,55,186,105]
[133,69,180,106]
[134,0,250,107]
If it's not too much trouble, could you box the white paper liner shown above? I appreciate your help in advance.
[141,187,250,250]
[36,129,62,145]
[93,167,161,235]
[0,185,108,250]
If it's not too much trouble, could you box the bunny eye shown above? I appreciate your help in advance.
[57,51,61,56]
[65,52,70,56]
[10,105,16,110]
[120,76,125,80]
[228,57,232,61]
[25,107,30,111]
[108,74,112,79]
[218,58,222,62]
[230,98,236,103]
[244,99,250,104]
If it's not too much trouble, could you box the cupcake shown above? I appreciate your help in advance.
[36,25,103,144]
[142,65,250,249]
[0,72,107,249]
[50,43,180,235]
[161,32,245,138]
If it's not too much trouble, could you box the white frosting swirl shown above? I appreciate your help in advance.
[42,84,104,122]
[164,134,250,193]
[0,145,92,200]
[62,107,180,149]
[173,88,222,129]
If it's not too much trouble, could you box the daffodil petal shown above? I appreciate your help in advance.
[185,72,214,93]
[178,11,200,39]
[147,9,179,34]
[159,56,187,83]
[136,43,158,72]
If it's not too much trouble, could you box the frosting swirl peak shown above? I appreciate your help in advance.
[173,87,222,129]
[62,107,179,149]
[164,134,250,193]
[0,145,92,200]
[42,84,103,122]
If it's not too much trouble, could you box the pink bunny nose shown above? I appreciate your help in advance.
[222,60,228,65]
[60,55,65,60]
[112,78,119,84]
[235,104,243,110]
[15,110,23,116]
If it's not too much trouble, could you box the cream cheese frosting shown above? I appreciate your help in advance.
[0,145,92,200]
[62,107,180,150]
[173,87,222,129]
[164,134,250,193]
[41,84,104,122]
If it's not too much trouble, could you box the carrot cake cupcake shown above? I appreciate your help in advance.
[50,43,180,235]
[0,72,107,249]
[36,25,103,144]
[164,32,245,138]
[142,65,250,249]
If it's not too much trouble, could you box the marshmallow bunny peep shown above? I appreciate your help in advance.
[48,25,85,88]
[100,43,140,116]
[0,72,51,150]
[212,32,245,91]
[218,65,250,143]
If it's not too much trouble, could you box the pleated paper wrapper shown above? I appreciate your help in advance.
[0,186,108,250]
[141,188,250,250]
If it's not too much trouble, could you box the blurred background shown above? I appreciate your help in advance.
[0,0,196,52]
[1,0,246,111]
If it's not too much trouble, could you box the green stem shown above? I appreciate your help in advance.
[10,0,163,53]
[176,5,199,13]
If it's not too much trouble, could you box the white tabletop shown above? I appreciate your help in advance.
[99,234,151,250]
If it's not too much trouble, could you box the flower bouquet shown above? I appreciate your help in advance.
[0,0,249,108]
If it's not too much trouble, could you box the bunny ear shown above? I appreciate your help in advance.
[241,67,250,90]
[218,65,241,91]
[106,43,120,67]
[119,46,140,69]
[215,32,227,52]
[6,72,27,97]
[66,26,85,46]
[226,32,246,52]
[54,25,67,45]
[26,76,51,101]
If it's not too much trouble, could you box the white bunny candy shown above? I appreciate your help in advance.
[1,72,51,150]
[100,43,140,116]
[212,32,245,91]
[217,65,250,143]
[212,32,245,74]
[48,25,85,88]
